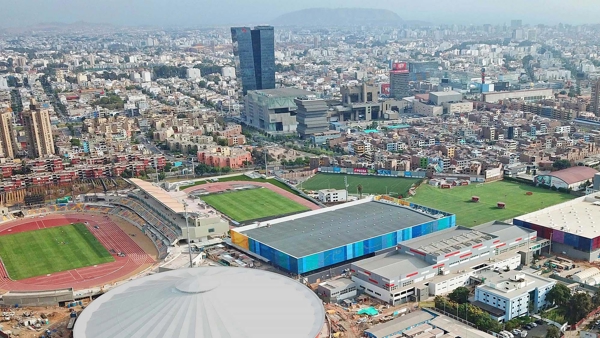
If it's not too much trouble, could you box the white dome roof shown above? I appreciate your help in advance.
[74,267,325,338]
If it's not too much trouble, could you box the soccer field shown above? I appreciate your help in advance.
[201,188,310,222]
[302,173,420,197]
[0,223,114,280]
[410,181,575,227]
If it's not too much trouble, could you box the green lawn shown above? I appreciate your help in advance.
[410,181,575,227]
[181,175,300,196]
[302,173,420,197]
[0,223,114,280]
[201,188,309,222]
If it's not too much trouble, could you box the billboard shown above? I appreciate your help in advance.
[485,167,502,179]
[333,167,341,173]
[354,168,368,174]
[381,83,390,96]
[391,62,409,74]
[404,171,412,178]
[377,169,392,176]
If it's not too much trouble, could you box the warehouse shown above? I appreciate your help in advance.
[230,196,455,274]
[534,166,597,191]
[513,192,600,262]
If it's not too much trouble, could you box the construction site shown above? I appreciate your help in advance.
[0,302,86,338]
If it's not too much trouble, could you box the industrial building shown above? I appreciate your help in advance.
[534,166,597,191]
[73,268,325,338]
[513,192,600,262]
[474,270,555,321]
[230,196,456,275]
[294,96,329,138]
[243,87,312,133]
[349,221,544,305]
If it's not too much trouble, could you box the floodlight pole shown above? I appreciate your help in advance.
[184,202,193,268]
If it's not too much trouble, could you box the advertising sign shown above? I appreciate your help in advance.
[381,83,390,95]
[404,171,412,178]
[333,167,341,173]
[354,168,368,174]
[392,62,408,72]
[378,169,392,176]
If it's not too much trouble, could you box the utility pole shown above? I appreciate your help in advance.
[264,151,268,175]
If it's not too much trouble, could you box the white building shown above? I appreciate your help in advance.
[0,76,8,90]
[317,189,347,203]
[222,66,236,79]
[474,271,555,321]
[186,68,202,79]
[141,71,152,83]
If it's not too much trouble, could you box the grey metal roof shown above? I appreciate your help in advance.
[365,310,434,337]
[73,268,324,338]
[242,201,436,257]
[473,221,534,242]
[354,253,432,279]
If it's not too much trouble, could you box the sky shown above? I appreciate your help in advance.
[1,0,600,27]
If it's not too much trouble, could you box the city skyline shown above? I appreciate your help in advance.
[1,0,600,28]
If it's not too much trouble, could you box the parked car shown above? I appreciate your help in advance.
[530,323,537,328]
[535,319,544,325]
[523,325,532,330]
[512,329,521,336]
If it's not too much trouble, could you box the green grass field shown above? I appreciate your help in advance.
[0,223,114,280]
[302,173,420,196]
[201,188,309,222]
[410,181,575,226]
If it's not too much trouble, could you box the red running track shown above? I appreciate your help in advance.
[184,181,321,211]
[0,214,155,292]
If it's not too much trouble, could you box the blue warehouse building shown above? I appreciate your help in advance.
[231,196,456,275]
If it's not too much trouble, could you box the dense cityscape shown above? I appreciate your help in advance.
[3,3,600,338]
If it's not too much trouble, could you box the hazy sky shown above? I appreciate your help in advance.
[1,0,600,27]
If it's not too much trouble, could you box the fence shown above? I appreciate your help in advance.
[318,167,427,178]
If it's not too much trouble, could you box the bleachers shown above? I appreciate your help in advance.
[111,197,179,244]
[110,206,169,259]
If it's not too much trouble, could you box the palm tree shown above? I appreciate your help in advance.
[357,184,363,199]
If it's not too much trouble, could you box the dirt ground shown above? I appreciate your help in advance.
[0,304,81,338]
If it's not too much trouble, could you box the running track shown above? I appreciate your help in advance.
[0,214,155,292]
[183,181,320,211]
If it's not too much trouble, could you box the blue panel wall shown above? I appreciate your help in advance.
[252,216,456,274]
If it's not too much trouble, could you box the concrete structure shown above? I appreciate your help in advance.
[0,109,16,158]
[482,89,553,103]
[310,131,342,145]
[221,66,236,78]
[317,188,347,203]
[243,88,312,133]
[230,26,275,95]
[534,166,597,191]
[429,91,462,105]
[350,219,542,305]
[474,271,555,321]
[514,192,600,261]
[186,68,201,79]
[339,83,382,121]
[294,96,329,138]
[592,79,600,116]
[0,288,74,307]
[197,146,252,169]
[390,62,410,99]
[22,99,55,158]
[73,268,325,338]
[413,100,443,116]
[316,278,357,303]
[230,197,455,275]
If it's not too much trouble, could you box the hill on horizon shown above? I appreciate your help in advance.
[272,8,402,27]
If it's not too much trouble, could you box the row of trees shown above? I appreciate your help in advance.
[434,295,503,333]
[546,283,600,324]
[194,163,233,176]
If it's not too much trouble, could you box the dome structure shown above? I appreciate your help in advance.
[74,267,325,338]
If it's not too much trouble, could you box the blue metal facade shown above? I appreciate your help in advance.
[247,214,456,275]
[230,27,257,94]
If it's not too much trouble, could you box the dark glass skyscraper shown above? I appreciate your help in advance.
[231,25,275,95]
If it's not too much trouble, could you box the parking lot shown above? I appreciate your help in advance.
[525,323,549,338]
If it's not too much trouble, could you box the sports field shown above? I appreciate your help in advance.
[410,181,575,227]
[302,173,420,197]
[0,223,114,280]
[201,188,310,222]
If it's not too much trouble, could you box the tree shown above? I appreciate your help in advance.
[357,184,363,199]
[546,325,561,338]
[217,138,228,146]
[222,166,232,174]
[552,159,571,170]
[66,123,75,136]
[448,287,470,304]
[164,162,173,172]
[195,163,210,176]
[593,292,600,308]
[546,284,571,307]
[158,172,166,181]
[70,138,81,147]
[567,292,592,323]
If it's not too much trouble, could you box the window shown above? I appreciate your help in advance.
[375,292,381,296]
[208,228,215,233]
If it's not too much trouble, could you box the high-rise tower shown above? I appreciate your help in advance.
[231,26,275,95]
[389,62,410,99]
[23,99,55,158]
[0,108,16,158]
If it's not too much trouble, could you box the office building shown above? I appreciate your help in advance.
[230,26,275,95]
[390,62,410,99]
[22,99,55,158]
[0,109,16,158]
[294,96,329,138]
[243,88,311,133]
[0,76,8,90]
[474,271,554,321]
[317,189,347,203]
[591,79,600,116]
[186,68,201,79]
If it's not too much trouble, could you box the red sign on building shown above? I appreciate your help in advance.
[353,168,368,174]
[391,62,409,73]
[381,83,390,95]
